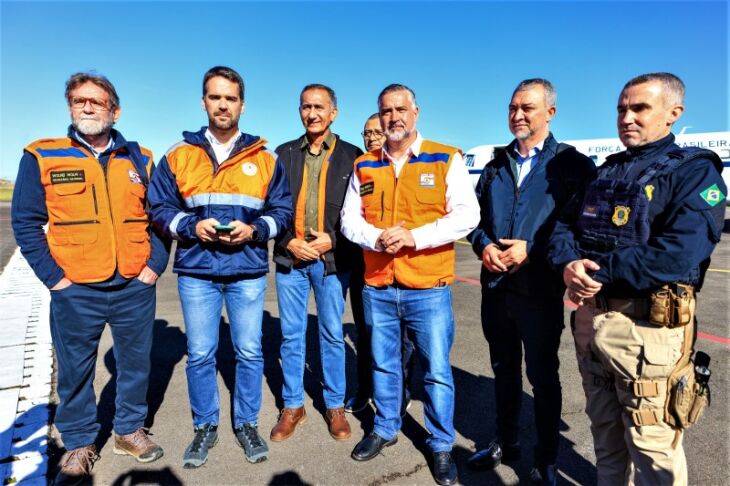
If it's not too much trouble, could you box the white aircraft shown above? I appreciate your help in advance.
[464,131,730,199]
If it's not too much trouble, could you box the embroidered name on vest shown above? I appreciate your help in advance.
[360,181,374,196]
[50,170,85,184]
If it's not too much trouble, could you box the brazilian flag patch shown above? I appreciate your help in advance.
[699,184,725,207]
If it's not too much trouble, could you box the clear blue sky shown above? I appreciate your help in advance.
[1,1,727,180]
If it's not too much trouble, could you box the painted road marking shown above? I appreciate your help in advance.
[454,276,729,346]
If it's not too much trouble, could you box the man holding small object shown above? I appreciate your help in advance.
[148,66,292,468]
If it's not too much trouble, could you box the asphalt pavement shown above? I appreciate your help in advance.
[1,203,728,485]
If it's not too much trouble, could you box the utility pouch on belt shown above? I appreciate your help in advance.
[649,284,693,328]
[665,359,709,429]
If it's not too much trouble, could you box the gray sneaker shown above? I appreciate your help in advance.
[182,423,218,469]
[235,423,269,464]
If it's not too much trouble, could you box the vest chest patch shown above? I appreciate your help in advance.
[360,181,374,196]
[128,170,143,185]
[612,205,631,226]
[419,173,435,186]
[50,170,85,184]
[242,162,258,176]
[644,184,655,201]
[582,205,598,218]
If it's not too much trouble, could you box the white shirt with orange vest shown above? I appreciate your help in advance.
[340,132,479,251]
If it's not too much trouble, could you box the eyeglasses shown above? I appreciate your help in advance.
[70,97,111,112]
[362,130,385,139]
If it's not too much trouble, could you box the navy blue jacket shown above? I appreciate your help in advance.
[468,133,596,297]
[11,127,170,288]
[548,134,726,296]
[148,127,293,278]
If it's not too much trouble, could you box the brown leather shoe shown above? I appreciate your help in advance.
[326,407,352,441]
[55,444,98,484]
[270,407,307,442]
[113,428,164,463]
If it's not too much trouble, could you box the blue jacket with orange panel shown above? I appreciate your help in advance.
[148,127,293,277]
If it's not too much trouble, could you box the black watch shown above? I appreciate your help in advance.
[250,227,259,241]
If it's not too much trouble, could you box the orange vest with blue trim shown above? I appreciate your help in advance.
[354,140,458,288]
[25,138,153,283]
[164,137,275,215]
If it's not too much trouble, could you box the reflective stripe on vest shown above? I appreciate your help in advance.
[354,140,457,289]
[26,138,153,282]
[164,138,275,213]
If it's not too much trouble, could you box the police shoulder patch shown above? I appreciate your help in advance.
[699,184,724,207]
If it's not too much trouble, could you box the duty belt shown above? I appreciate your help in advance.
[595,295,651,321]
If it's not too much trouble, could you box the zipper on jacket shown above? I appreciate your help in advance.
[380,191,385,221]
[91,184,98,215]
[53,220,100,226]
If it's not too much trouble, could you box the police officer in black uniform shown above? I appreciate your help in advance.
[548,72,725,484]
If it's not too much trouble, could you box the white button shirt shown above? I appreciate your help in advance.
[205,128,241,163]
[340,132,480,251]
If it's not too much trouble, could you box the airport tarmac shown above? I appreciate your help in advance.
[0,202,728,485]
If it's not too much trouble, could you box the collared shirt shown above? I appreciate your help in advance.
[73,129,113,159]
[205,128,241,164]
[300,131,335,234]
[340,131,480,251]
[512,139,544,187]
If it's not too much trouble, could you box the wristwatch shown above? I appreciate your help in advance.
[250,226,259,242]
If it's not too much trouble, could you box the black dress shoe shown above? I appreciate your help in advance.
[467,439,520,471]
[432,452,458,485]
[530,463,557,486]
[351,433,397,461]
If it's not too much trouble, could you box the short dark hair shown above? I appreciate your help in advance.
[203,66,245,100]
[513,78,557,107]
[300,84,337,109]
[378,84,417,107]
[65,72,120,109]
[367,112,379,121]
[623,72,685,105]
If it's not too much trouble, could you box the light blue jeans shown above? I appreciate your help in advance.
[275,260,349,409]
[364,284,456,453]
[178,274,266,428]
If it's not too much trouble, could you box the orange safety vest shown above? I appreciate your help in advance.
[354,139,458,289]
[25,138,153,283]
[293,139,336,240]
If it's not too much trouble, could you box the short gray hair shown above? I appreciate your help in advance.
[65,72,120,109]
[623,72,685,106]
[378,84,417,108]
[512,78,556,108]
[300,83,337,109]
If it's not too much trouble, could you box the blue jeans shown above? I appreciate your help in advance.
[364,284,455,453]
[50,278,155,450]
[178,274,266,428]
[275,260,349,409]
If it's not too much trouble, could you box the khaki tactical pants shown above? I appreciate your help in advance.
[573,299,693,486]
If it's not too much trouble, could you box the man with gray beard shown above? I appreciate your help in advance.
[466,79,595,485]
[11,72,169,485]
